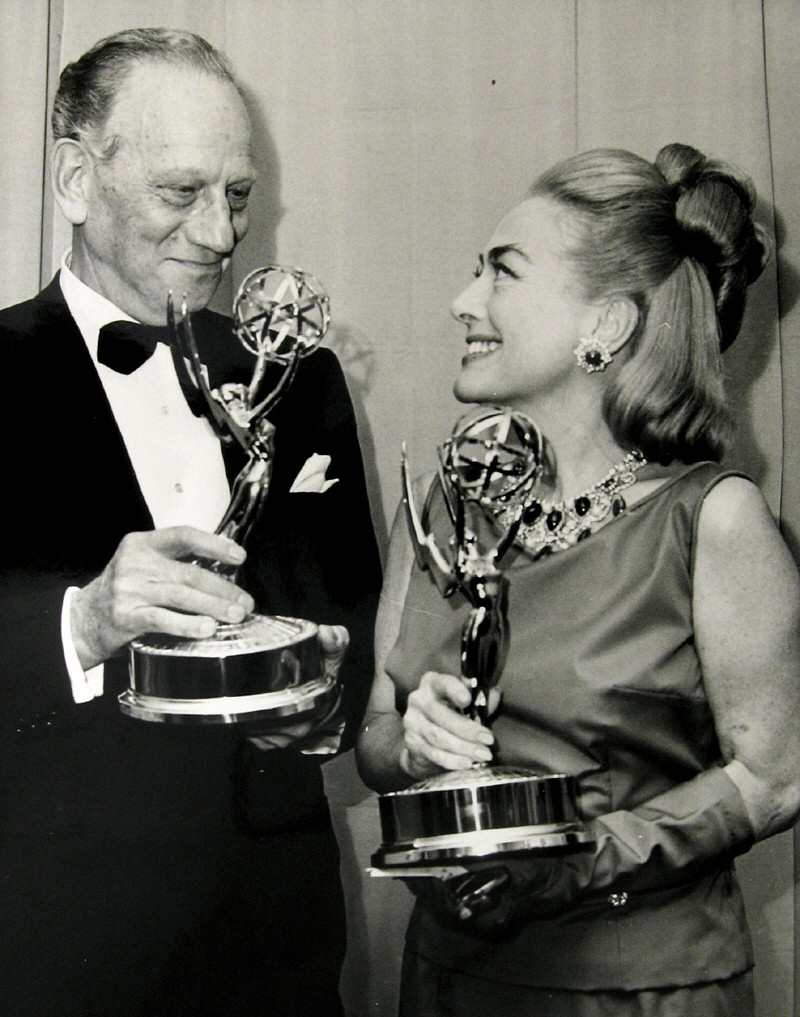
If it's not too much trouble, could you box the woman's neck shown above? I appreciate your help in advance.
[513,394,631,504]
[542,437,633,504]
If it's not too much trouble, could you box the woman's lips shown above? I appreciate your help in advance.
[463,336,501,363]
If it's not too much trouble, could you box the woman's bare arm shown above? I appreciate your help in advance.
[355,486,495,794]
[694,476,800,840]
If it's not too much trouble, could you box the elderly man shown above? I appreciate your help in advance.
[0,28,380,1017]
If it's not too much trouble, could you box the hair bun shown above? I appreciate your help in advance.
[655,143,769,349]
[656,142,707,194]
[656,143,768,278]
[743,221,770,283]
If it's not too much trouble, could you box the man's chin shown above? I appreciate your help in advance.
[165,273,223,314]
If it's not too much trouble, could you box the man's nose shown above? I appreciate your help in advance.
[450,277,486,323]
[186,194,238,254]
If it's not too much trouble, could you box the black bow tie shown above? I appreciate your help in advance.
[97,320,172,375]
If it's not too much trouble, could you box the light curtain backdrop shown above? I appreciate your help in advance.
[1,2,797,1014]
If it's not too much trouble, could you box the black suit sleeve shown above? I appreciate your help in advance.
[0,304,92,719]
[0,286,152,723]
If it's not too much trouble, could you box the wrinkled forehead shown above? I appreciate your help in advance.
[100,61,252,157]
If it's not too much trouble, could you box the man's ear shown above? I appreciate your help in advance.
[51,138,92,226]
[590,295,639,355]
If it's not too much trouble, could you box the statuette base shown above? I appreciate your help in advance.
[121,614,330,725]
[373,767,594,870]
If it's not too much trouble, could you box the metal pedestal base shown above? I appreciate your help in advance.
[372,822,593,868]
[118,673,337,725]
[372,765,593,873]
[120,614,331,725]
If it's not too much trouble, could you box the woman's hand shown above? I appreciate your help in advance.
[400,671,500,781]
[357,492,502,794]
[405,854,588,938]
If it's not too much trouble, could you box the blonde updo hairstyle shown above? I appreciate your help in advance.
[530,143,769,463]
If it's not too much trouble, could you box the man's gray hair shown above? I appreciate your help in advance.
[51,27,241,147]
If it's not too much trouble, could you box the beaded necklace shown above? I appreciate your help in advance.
[492,449,648,558]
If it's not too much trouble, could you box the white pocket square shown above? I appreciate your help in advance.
[290,453,339,494]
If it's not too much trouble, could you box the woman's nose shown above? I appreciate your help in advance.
[450,277,486,323]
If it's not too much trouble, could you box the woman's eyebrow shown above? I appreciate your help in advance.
[487,243,529,265]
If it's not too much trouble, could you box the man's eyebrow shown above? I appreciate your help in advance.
[147,169,258,185]
[148,169,204,185]
[487,243,529,264]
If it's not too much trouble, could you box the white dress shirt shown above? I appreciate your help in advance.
[58,253,231,701]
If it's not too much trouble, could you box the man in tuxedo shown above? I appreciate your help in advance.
[0,27,381,1016]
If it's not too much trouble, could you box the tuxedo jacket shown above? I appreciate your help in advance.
[0,276,381,1015]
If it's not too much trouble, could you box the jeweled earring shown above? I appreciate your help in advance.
[573,335,612,373]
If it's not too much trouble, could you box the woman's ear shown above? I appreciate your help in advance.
[591,295,639,355]
[51,138,91,226]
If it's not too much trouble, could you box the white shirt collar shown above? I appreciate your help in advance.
[59,250,136,356]
[56,249,232,533]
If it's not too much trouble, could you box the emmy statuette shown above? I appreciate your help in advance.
[372,407,594,872]
[119,266,337,725]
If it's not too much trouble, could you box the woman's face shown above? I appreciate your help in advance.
[451,196,597,413]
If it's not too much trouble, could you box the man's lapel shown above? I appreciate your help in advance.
[34,277,154,533]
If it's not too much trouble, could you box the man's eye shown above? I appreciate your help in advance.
[493,261,517,279]
[160,186,197,207]
[227,188,251,212]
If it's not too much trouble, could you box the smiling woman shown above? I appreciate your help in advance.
[451,198,615,419]
[356,144,800,1017]
[51,56,257,324]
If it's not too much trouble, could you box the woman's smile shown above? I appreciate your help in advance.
[463,335,502,364]
[450,197,599,411]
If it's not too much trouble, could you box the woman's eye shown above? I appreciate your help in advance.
[493,261,517,279]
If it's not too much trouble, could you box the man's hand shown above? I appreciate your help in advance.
[247,625,350,753]
[70,526,255,668]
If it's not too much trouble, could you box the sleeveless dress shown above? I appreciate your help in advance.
[385,462,755,1011]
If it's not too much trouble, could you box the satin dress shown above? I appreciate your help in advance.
[387,462,755,1016]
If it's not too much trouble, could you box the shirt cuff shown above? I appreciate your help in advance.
[61,586,104,702]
